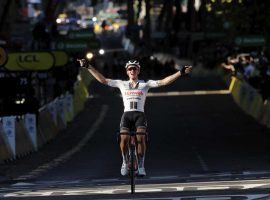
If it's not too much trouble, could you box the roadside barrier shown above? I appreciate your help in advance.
[80,68,94,87]
[0,73,92,162]
[1,116,16,159]
[261,101,270,128]
[73,79,89,116]
[0,120,13,161]
[16,120,33,158]
[229,76,269,128]
[56,96,67,130]
[38,107,59,143]
[65,92,74,123]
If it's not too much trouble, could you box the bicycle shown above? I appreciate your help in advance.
[119,130,149,194]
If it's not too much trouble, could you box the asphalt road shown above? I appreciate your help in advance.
[1,73,270,199]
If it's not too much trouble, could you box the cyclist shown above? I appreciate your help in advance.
[77,59,192,176]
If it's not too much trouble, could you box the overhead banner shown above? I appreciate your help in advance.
[24,114,37,151]
[68,30,96,40]
[235,36,266,47]
[2,116,16,157]
[52,51,68,67]
[0,47,7,66]
[56,39,101,52]
[4,52,54,71]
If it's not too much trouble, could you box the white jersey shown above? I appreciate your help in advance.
[107,79,160,112]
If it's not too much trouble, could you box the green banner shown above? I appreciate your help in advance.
[56,39,101,52]
[235,36,266,47]
[68,30,96,40]
[4,52,54,71]
[52,51,68,67]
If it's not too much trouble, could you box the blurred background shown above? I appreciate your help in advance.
[0,0,269,116]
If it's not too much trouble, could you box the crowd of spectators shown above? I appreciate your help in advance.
[220,48,270,100]
[0,63,78,117]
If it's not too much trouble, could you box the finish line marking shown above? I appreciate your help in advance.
[147,90,230,97]
[3,179,270,197]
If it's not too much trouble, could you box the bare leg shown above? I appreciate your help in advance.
[136,128,146,167]
[120,134,130,163]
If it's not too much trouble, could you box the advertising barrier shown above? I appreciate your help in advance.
[0,71,92,162]
[16,120,33,157]
[56,96,67,129]
[73,80,89,116]
[47,100,58,125]
[0,121,13,161]
[52,51,68,67]
[38,107,58,142]
[24,114,38,151]
[2,116,16,158]
[4,52,55,71]
[65,92,74,123]
[80,68,94,87]
[229,76,268,128]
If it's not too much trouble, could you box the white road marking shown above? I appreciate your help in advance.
[2,179,269,197]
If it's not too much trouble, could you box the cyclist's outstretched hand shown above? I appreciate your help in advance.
[77,59,87,67]
[181,65,192,75]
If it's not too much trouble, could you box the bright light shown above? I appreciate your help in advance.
[15,98,25,104]
[99,49,105,55]
[206,4,212,12]
[150,56,155,60]
[86,52,94,60]
[195,0,201,11]
[56,18,62,24]
[92,17,97,22]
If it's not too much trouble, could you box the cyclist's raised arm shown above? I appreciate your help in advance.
[77,59,109,85]
[157,65,192,86]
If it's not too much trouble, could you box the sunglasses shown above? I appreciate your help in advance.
[127,67,138,71]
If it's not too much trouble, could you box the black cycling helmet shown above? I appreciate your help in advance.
[125,60,140,69]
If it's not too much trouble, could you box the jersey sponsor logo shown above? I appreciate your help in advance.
[125,90,143,96]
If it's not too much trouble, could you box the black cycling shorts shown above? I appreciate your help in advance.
[120,111,147,133]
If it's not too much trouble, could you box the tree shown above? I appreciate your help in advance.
[127,0,135,36]
[172,0,182,34]
[157,0,173,32]
[143,0,151,41]
[186,0,196,31]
